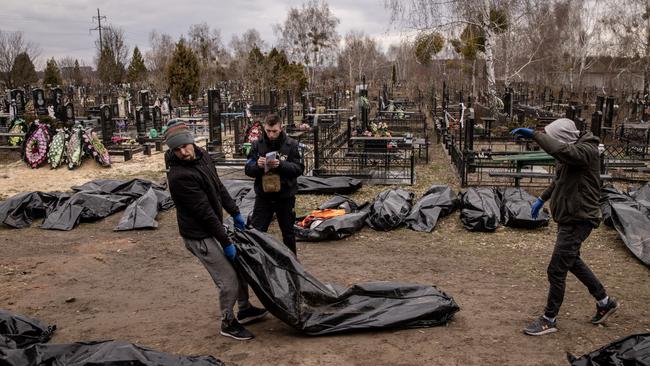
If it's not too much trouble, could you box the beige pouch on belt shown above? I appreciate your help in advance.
[262,172,281,193]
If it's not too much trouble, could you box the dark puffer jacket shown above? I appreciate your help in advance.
[244,130,304,198]
[166,145,239,247]
[535,131,602,227]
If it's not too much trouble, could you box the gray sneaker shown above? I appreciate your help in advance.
[524,316,558,336]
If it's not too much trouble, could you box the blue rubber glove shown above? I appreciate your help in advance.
[233,213,246,230]
[531,198,544,219]
[223,244,237,262]
[511,127,535,139]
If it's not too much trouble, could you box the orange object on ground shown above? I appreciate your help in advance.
[297,209,347,228]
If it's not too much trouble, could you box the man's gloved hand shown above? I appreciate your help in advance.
[233,213,246,230]
[531,198,544,219]
[224,244,237,262]
[511,127,535,139]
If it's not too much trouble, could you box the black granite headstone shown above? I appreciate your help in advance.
[32,88,48,115]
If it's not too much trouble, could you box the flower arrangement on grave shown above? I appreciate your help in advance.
[23,121,51,169]
[8,119,27,146]
[47,129,67,169]
[83,130,111,167]
[66,127,84,170]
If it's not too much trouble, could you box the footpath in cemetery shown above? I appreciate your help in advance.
[1,131,648,365]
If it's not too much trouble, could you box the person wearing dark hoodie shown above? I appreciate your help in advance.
[245,114,304,255]
[512,118,619,336]
[164,120,267,341]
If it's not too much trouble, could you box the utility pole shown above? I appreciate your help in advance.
[91,8,106,51]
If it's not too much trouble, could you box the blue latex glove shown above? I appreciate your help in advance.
[223,244,237,262]
[531,198,544,219]
[511,127,535,139]
[233,213,246,230]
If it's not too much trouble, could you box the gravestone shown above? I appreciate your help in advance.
[32,88,48,115]
[152,105,162,131]
[9,89,25,117]
[135,106,146,138]
[64,102,75,127]
[207,88,222,148]
[50,87,64,120]
[100,104,113,146]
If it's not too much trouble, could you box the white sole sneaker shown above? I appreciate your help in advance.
[238,311,268,325]
[524,327,558,336]
[220,330,254,341]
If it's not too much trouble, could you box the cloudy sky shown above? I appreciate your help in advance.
[1,0,408,69]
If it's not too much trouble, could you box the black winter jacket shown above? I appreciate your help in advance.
[166,145,239,247]
[244,131,304,198]
[535,131,602,227]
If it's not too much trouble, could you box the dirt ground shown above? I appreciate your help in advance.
[1,143,649,366]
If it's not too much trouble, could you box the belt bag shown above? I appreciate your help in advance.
[262,172,281,193]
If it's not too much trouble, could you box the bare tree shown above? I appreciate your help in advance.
[338,31,388,87]
[145,31,175,92]
[187,23,229,88]
[602,0,650,94]
[0,29,40,88]
[59,57,77,86]
[94,25,129,85]
[229,29,267,83]
[275,0,340,87]
[387,0,511,113]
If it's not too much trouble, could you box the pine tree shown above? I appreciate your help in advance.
[43,58,62,87]
[126,46,147,85]
[11,52,38,87]
[97,47,124,85]
[167,39,200,103]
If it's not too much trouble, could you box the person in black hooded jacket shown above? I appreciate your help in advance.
[165,121,267,341]
[512,118,618,337]
[245,114,304,254]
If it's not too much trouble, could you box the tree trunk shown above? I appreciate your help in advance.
[482,0,498,116]
[472,59,477,100]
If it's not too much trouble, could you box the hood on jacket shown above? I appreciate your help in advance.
[544,118,581,144]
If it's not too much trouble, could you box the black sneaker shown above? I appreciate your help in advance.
[591,297,619,324]
[220,319,254,340]
[237,305,268,325]
[523,316,558,336]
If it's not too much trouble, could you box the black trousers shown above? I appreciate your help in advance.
[250,196,297,254]
[544,222,607,318]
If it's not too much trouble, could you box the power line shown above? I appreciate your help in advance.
[90,8,106,51]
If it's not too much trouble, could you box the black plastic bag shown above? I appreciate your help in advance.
[294,195,369,242]
[405,185,459,232]
[222,179,254,202]
[568,333,650,366]
[0,340,225,366]
[0,192,69,228]
[0,179,174,231]
[366,189,414,231]
[460,188,501,232]
[630,182,650,209]
[0,310,55,349]
[609,202,650,266]
[40,192,133,230]
[499,187,549,229]
[114,188,161,231]
[297,176,362,195]
[600,186,637,228]
[232,229,459,335]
